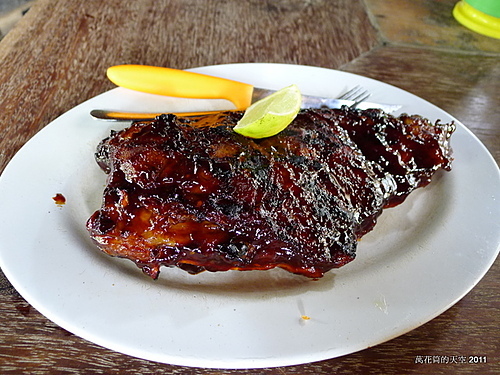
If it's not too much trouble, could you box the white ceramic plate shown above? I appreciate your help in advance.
[0,64,499,369]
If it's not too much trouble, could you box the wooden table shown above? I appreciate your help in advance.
[0,0,498,373]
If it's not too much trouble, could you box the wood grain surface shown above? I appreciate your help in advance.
[0,0,498,374]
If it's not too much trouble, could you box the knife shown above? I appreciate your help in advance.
[106,65,401,113]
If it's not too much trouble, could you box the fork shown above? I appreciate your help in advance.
[90,86,391,122]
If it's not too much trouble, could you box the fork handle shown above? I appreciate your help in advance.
[107,65,254,110]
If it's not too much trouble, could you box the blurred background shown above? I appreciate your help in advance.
[0,0,34,39]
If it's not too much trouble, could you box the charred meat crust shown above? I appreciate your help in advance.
[87,107,454,279]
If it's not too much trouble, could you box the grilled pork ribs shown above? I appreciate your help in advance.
[87,108,454,279]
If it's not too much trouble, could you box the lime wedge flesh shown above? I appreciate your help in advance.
[233,84,301,139]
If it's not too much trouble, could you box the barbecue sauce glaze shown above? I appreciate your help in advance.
[87,108,454,279]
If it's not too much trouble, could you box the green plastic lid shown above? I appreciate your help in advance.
[464,0,500,17]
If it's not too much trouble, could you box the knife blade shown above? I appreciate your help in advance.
[106,65,401,113]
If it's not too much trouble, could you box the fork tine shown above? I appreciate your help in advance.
[353,91,370,103]
[337,86,371,107]
[337,85,362,100]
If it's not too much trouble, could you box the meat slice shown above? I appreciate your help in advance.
[86,107,454,279]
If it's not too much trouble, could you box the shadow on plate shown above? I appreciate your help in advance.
[344,169,453,277]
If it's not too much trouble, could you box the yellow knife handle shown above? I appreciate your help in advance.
[107,65,254,110]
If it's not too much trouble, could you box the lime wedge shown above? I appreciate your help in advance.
[233,84,301,139]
